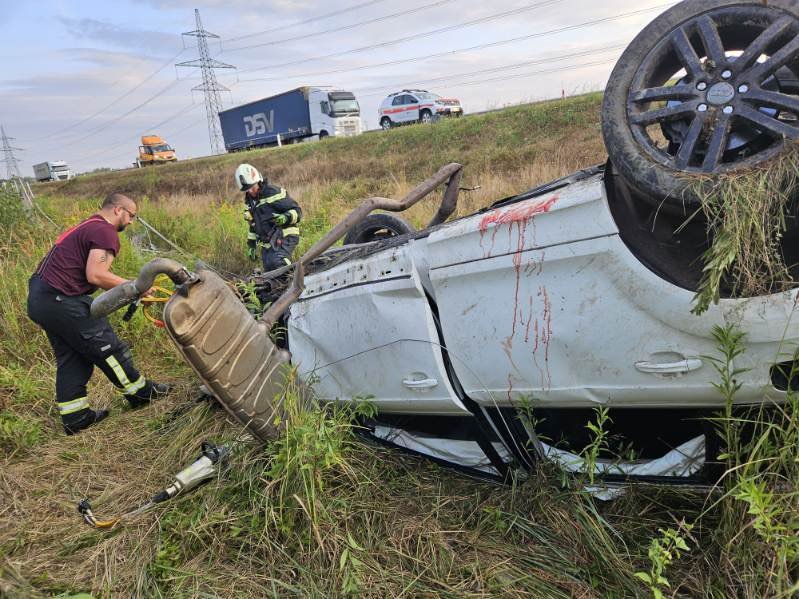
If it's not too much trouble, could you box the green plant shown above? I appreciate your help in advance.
[236,279,264,315]
[339,532,366,596]
[267,370,375,538]
[582,406,611,485]
[703,324,799,596]
[635,523,693,598]
[0,410,42,456]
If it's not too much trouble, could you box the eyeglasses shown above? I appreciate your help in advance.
[118,206,138,220]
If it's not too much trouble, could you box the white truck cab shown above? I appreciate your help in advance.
[33,161,72,182]
[307,87,362,139]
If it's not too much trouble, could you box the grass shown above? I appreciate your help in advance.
[688,143,799,315]
[1,96,797,597]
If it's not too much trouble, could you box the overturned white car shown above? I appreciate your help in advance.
[94,0,799,485]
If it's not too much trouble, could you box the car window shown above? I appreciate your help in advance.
[320,101,330,114]
[391,96,404,106]
[407,95,419,104]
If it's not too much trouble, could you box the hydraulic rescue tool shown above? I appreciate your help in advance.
[78,441,229,529]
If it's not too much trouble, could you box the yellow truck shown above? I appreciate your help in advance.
[135,135,176,167]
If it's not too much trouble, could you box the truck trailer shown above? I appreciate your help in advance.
[32,161,72,182]
[218,87,361,152]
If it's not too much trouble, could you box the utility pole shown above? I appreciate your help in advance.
[0,124,33,210]
[178,9,235,155]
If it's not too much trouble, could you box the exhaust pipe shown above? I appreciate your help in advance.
[91,258,196,318]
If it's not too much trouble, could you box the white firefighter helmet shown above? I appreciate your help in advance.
[235,163,263,192]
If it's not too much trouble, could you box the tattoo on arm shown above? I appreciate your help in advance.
[99,251,108,262]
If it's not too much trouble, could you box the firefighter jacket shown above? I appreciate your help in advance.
[243,183,302,253]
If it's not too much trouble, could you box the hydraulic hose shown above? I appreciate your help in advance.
[91,258,196,318]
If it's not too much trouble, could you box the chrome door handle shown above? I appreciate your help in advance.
[402,377,438,389]
[635,358,703,375]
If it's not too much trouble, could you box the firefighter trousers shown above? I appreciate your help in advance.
[261,234,299,272]
[27,275,156,425]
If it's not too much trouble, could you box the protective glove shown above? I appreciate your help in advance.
[246,246,258,261]
[272,213,288,227]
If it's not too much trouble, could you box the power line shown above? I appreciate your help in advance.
[29,48,187,143]
[178,9,235,155]
[238,0,568,74]
[433,56,619,90]
[70,101,199,164]
[225,0,390,43]
[352,43,626,97]
[57,78,184,149]
[223,0,454,54]
[96,111,205,167]
[239,3,673,84]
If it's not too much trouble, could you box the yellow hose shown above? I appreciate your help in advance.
[139,281,173,328]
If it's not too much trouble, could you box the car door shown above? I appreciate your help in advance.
[287,240,470,415]
[390,95,406,123]
[423,174,740,410]
[404,94,420,122]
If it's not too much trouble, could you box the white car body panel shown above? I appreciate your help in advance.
[288,241,469,414]
[288,173,797,414]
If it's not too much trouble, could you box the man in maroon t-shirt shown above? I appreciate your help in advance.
[27,192,170,435]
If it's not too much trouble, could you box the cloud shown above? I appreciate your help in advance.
[57,16,182,55]
[131,0,314,15]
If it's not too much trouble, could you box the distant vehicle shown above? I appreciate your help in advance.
[32,161,73,182]
[378,90,463,130]
[218,87,362,152]
[136,135,177,168]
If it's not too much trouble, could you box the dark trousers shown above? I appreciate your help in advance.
[27,275,154,425]
[261,234,299,272]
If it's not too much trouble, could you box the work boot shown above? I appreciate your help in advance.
[127,381,173,409]
[63,409,110,436]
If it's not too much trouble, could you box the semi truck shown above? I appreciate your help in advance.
[218,87,362,152]
[32,161,72,182]
[136,135,177,167]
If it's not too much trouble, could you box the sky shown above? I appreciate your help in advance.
[0,0,673,176]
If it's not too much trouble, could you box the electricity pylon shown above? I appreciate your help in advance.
[178,9,235,155]
[0,124,33,209]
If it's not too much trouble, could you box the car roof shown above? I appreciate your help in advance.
[384,89,430,98]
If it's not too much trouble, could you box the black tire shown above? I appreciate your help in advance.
[420,109,433,124]
[602,0,799,212]
[380,117,392,130]
[319,130,329,139]
[342,213,415,245]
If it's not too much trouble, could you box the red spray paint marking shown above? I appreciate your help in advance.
[478,195,558,258]
[496,195,558,341]
[537,286,553,389]
[523,295,534,344]
[479,195,558,394]
[478,195,558,234]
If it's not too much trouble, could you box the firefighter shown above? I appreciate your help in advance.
[235,163,302,272]
[27,193,171,436]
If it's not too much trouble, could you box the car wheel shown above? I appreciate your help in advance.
[342,213,415,245]
[380,117,392,130]
[319,130,329,139]
[602,0,799,213]
[420,109,433,124]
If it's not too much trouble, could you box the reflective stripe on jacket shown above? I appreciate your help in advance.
[243,183,302,252]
